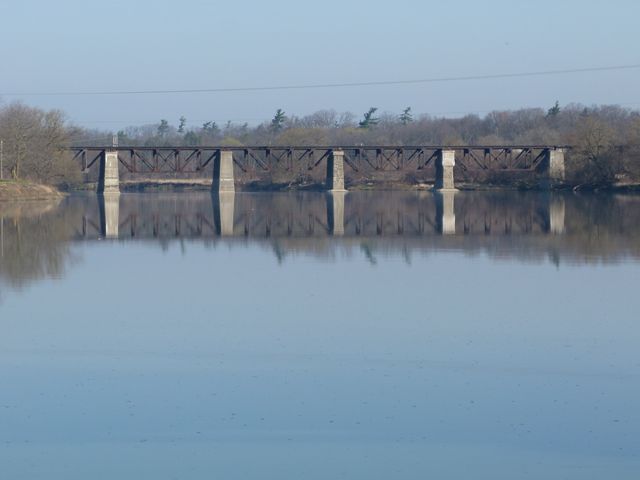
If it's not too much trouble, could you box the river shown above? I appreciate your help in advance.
[0,191,638,479]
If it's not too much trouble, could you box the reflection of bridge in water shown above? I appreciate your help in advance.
[2,191,640,291]
[85,191,567,240]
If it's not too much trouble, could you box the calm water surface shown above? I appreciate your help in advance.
[0,191,639,479]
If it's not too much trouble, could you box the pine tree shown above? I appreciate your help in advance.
[178,116,187,134]
[359,107,379,129]
[547,101,561,117]
[157,119,170,137]
[271,109,287,132]
[399,107,413,125]
[202,121,219,134]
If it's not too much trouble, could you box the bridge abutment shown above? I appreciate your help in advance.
[97,151,120,194]
[435,149,457,191]
[212,150,235,193]
[326,149,347,192]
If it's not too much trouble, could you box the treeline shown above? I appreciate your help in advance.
[102,103,640,149]
[1,100,640,187]
[80,103,640,186]
[0,103,80,187]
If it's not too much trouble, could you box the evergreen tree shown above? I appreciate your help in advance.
[271,109,287,133]
[399,107,413,125]
[157,119,170,137]
[359,107,379,129]
[547,101,561,117]
[202,121,219,134]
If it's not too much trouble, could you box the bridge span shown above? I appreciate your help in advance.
[70,145,568,193]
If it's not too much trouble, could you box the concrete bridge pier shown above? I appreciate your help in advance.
[212,150,235,193]
[212,191,235,236]
[435,190,456,235]
[326,149,347,192]
[326,191,346,236]
[98,193,120,238]
[539,148,566,188]
[97,150,120,194]
[434,149,457,191]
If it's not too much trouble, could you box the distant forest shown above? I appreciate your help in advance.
[80,103,640,186]
[1,101,639,187]
[67,103,638,149]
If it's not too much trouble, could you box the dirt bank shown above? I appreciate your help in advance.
[0,181,66,201]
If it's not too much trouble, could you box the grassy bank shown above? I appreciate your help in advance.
[0,180,66,201]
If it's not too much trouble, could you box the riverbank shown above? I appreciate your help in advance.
[0,181,66,201]
[77,178,640,193]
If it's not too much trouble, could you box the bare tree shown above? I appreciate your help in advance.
[0,102,78,186]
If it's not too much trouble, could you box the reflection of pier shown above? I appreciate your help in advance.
[87,191,566,240]
[548,195,565,234]
[98,193,120,238]
[326,192,346,236]
[213,192,235,236]
[4,191,640,290]
[435,191,456,235]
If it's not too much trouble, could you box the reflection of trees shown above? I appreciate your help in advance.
[2,192,640,292]
[239,192,640,265]
[86,191,640,267]
[0,199,81,290]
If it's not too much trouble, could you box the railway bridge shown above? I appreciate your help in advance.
[70,144,567,193]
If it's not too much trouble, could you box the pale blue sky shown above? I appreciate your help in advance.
[0,0,639,129]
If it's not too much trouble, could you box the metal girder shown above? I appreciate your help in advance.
[68,145,569,174]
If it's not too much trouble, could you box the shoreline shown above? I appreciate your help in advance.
[0,181,67,201]
[78,179,640,194]
[3,179,640,199]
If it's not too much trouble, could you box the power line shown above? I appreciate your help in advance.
[3,63,640,97]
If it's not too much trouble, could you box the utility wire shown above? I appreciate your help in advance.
[2,63,640,97]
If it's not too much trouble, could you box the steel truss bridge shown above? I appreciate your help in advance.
[70,145,568,174]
